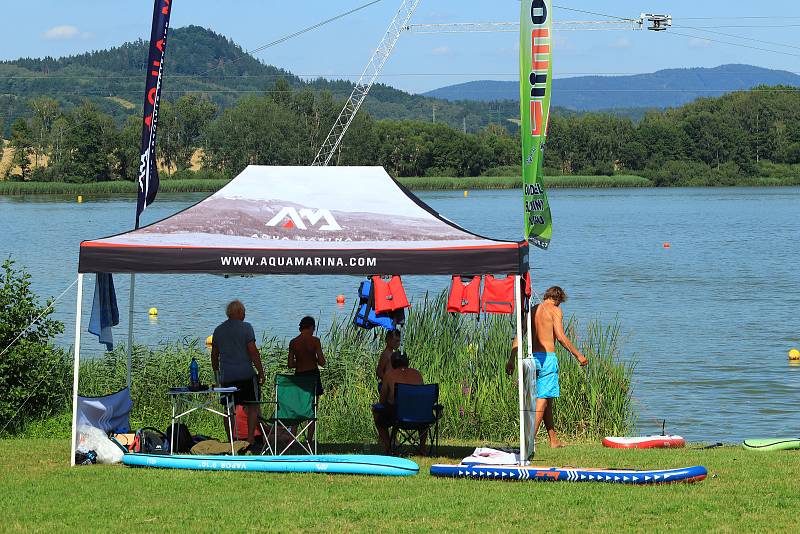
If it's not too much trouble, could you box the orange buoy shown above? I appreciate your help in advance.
[336,294,345,304]
[663,242,671,249]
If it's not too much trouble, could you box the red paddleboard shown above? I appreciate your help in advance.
[603,435,685,449]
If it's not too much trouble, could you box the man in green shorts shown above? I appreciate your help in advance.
[506,286,588,448]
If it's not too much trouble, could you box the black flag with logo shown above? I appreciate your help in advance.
[136,0,172,228]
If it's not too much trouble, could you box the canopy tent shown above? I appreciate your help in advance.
[79,166,528,275]
[71,166,532,464]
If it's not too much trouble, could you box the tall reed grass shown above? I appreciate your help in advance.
[398,175,652,190]
[73,292,635,444]
[0,179,230,196]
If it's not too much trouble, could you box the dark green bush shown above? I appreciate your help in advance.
[0,259,69,435]
[481,165,519,177]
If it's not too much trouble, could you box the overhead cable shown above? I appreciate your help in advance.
[666,31,800,59]
[196,0,384,77]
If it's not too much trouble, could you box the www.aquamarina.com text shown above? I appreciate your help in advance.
[220,256,377,268]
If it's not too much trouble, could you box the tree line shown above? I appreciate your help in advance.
[3,82,799,184]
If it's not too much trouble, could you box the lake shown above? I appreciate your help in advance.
[1,187,799,442]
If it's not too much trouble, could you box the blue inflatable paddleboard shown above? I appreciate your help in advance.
[123,453,418,476]
[430,463,707,484]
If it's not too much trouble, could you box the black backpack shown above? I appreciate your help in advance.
[164,423,193,453]
[133,427,169,454]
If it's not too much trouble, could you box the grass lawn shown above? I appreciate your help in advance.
[2,439,798,532]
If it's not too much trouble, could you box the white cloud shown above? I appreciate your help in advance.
[431,45,451,56]
[553,33,575,52]
[43,25,87,40]
[689,37,712,49]
[609,37,631,49]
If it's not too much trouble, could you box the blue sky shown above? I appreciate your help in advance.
[2,1,798,93]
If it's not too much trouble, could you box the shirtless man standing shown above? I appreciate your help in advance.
[288,316,326,442]
[506,286,588,447]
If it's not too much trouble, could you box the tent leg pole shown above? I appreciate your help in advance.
[524,287,535,459]
[126,273,135,390]
[70,273,84,466]
[514,275,526,464]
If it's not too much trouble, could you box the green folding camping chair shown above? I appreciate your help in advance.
[267,374,318,455]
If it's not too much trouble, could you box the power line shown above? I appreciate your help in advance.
[4,69,800,80]
[196,0,384,77]
[666,31,800,59]
[684,24,800,29]
[10,88,797,98]
[673,25,800,51]
[680,15,800,20]
[552,4,635,22]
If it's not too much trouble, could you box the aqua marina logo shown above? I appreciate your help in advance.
[266,207,342,231]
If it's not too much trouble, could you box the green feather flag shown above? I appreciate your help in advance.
[520,0,553,249]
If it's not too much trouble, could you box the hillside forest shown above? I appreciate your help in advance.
[2,82,800,186]
[1,26,799,185]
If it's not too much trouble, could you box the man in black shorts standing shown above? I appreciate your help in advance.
[211,300,265,445]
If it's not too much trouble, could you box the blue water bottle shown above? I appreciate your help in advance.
[189,357,199,389]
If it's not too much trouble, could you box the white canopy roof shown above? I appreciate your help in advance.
[79,166,528,275]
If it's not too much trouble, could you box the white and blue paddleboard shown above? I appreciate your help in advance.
[123,453,419,476]
[430,463,707,484]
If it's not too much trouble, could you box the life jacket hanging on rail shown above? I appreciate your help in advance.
[481,274,516,314]
[447,276,482,314]
[372,275,410,314]
[353,278,402,331]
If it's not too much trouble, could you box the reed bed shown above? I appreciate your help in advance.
[74,292,635,444]
[398,175,652,190]
[0,179,230,196]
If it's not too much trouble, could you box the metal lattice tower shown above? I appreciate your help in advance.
[313,0,421,166]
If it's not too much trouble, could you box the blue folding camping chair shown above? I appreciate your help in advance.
[389,383,442,456]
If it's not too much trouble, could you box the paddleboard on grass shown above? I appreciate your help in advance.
[742,438,800,452]
[123,453,419,476]
[603,435,686,449]
[430,463,707,484]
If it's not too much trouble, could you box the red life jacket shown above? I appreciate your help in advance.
[447,276,482,314]
[482,274,515,314]
[372,275,410,313]
[523,272,532,299]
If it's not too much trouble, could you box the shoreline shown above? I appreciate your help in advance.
[1,175,799,196]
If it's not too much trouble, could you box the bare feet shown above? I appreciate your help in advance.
[550,440,567,448]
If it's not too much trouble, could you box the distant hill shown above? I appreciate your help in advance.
[423,65,800,111]
[0,26,518,134]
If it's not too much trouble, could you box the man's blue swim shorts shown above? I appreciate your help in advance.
[533,351,560,399]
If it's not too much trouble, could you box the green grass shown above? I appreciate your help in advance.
[5,172,800,196]
[397,175,653,190]
[0,179,230,196]
[2,438,799,532]
[0,175,649,196]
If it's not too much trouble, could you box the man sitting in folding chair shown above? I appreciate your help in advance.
[266,374,319,455]
[372,351,434,455]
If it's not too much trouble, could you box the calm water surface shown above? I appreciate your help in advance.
[2,187,799,441]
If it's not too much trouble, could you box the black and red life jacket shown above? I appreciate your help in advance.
[447,276,482,314]
[372,275,410,314]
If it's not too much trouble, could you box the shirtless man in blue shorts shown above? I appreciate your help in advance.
[506,286,588,448]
